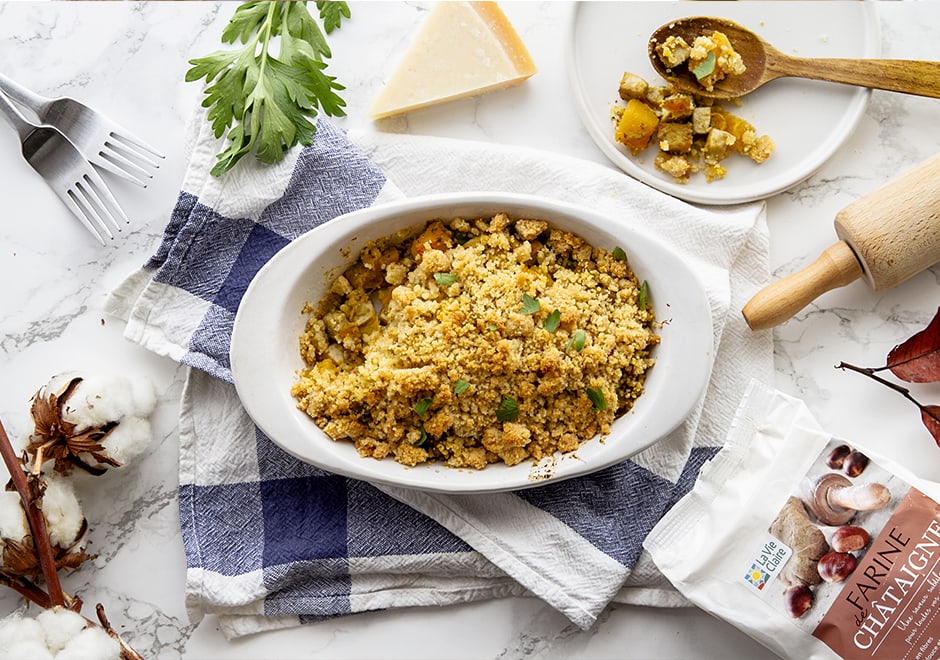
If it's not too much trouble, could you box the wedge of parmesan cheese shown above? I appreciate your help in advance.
[369,2,537,120]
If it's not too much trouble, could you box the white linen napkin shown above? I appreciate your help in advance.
[108,107,772,636]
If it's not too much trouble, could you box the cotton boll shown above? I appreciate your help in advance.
[61,373,136,431]
[100,416,153,466]
[127,376,157,418]
[56,372,157,469]
[0,490,28,542]
[0,613,54,660]
[41,477,84,548]
[55,625,121,660]
[37,607,87,654]
[32,371,157,474]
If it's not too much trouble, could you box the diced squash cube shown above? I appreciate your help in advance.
[645,85,670,107]
[615,99,660,155]
[704,128,736,164]
[691,106,711,134]
[718,113,754,152]
[657,122,693,153]
[618,72,649,101]
[655,35,691,68]
[660,93,695,121]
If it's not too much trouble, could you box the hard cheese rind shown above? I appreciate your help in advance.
[369,2,537,120]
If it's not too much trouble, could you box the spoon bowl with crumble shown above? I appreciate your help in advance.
[648,16,940,100]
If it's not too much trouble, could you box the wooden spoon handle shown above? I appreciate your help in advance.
[742,241,863,331]
[770,54,940,98]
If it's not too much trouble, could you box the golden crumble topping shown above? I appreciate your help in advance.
[291,214,659,470]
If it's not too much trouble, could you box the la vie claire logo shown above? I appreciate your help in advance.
[744,535,794,591]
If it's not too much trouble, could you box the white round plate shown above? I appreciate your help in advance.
[231,193,713,494]
[567,1,879,205]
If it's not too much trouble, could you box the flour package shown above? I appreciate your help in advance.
[645,380,940,660]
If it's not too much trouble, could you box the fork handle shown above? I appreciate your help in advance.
[0,72,51,118]
[0,88,37,140]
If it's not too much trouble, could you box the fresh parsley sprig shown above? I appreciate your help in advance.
[186,1,350,177]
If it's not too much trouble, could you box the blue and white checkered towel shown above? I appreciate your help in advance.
[108,109,772,638]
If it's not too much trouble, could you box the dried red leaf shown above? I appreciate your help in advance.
[921,405,940,447]
[888,308,940,383]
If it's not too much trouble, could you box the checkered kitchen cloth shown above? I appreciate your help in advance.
[108,114,772,638]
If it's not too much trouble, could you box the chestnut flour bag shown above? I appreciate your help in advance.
[645,380,940,659]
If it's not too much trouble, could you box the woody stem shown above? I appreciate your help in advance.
[837,361,926,411]
[96,603,146,660]
[0,572,53,608]
[0,416,66,607]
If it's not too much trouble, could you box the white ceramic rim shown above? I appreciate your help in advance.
[231,192,714,493]
[565,1,880,206]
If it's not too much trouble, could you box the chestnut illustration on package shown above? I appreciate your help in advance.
[825,444,870,477]
[817,551,858,583]
[830,525,870,553]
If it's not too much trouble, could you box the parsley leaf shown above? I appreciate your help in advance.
[186,1,349,177]
[520,294,541,315]
[317,0,350,33]
[496,396,519,423]
[434,272,457,287]
[612,246,628,262]
[638,280,650,309]
[543,309,561,333]
[414,397,433,417]
[566,329,586,352]
[586,387,607,411]
[692,51,717,81]
[453,379,470,395]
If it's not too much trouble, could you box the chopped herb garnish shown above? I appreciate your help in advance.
[414,397,433,417]
[543,309,561,333]
[415,425,428,446]
[638,280,650,309]
[453,379,470,395]
[566,329,586,352]
[434,272,457,287]
[520,293,541,315]
[692,51,717,81]
[496,396,519,422]
[612,246,627,262]
[486,324,498,332]
[586,387,607,411]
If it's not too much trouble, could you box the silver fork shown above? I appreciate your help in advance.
[0,89,128,244]
[0,72,165,188]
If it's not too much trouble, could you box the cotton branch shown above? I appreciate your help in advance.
[0,417,66,608]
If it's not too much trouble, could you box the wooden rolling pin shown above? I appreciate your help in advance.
[743,152,940,330]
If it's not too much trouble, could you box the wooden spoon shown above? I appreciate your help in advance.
[648,16,940,100]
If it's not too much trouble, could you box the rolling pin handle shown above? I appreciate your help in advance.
[742,241,864,331]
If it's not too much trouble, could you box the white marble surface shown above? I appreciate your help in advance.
[0,1,938,658]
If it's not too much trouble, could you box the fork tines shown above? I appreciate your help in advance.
[62,170,130,245]
[97,129,165,188]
